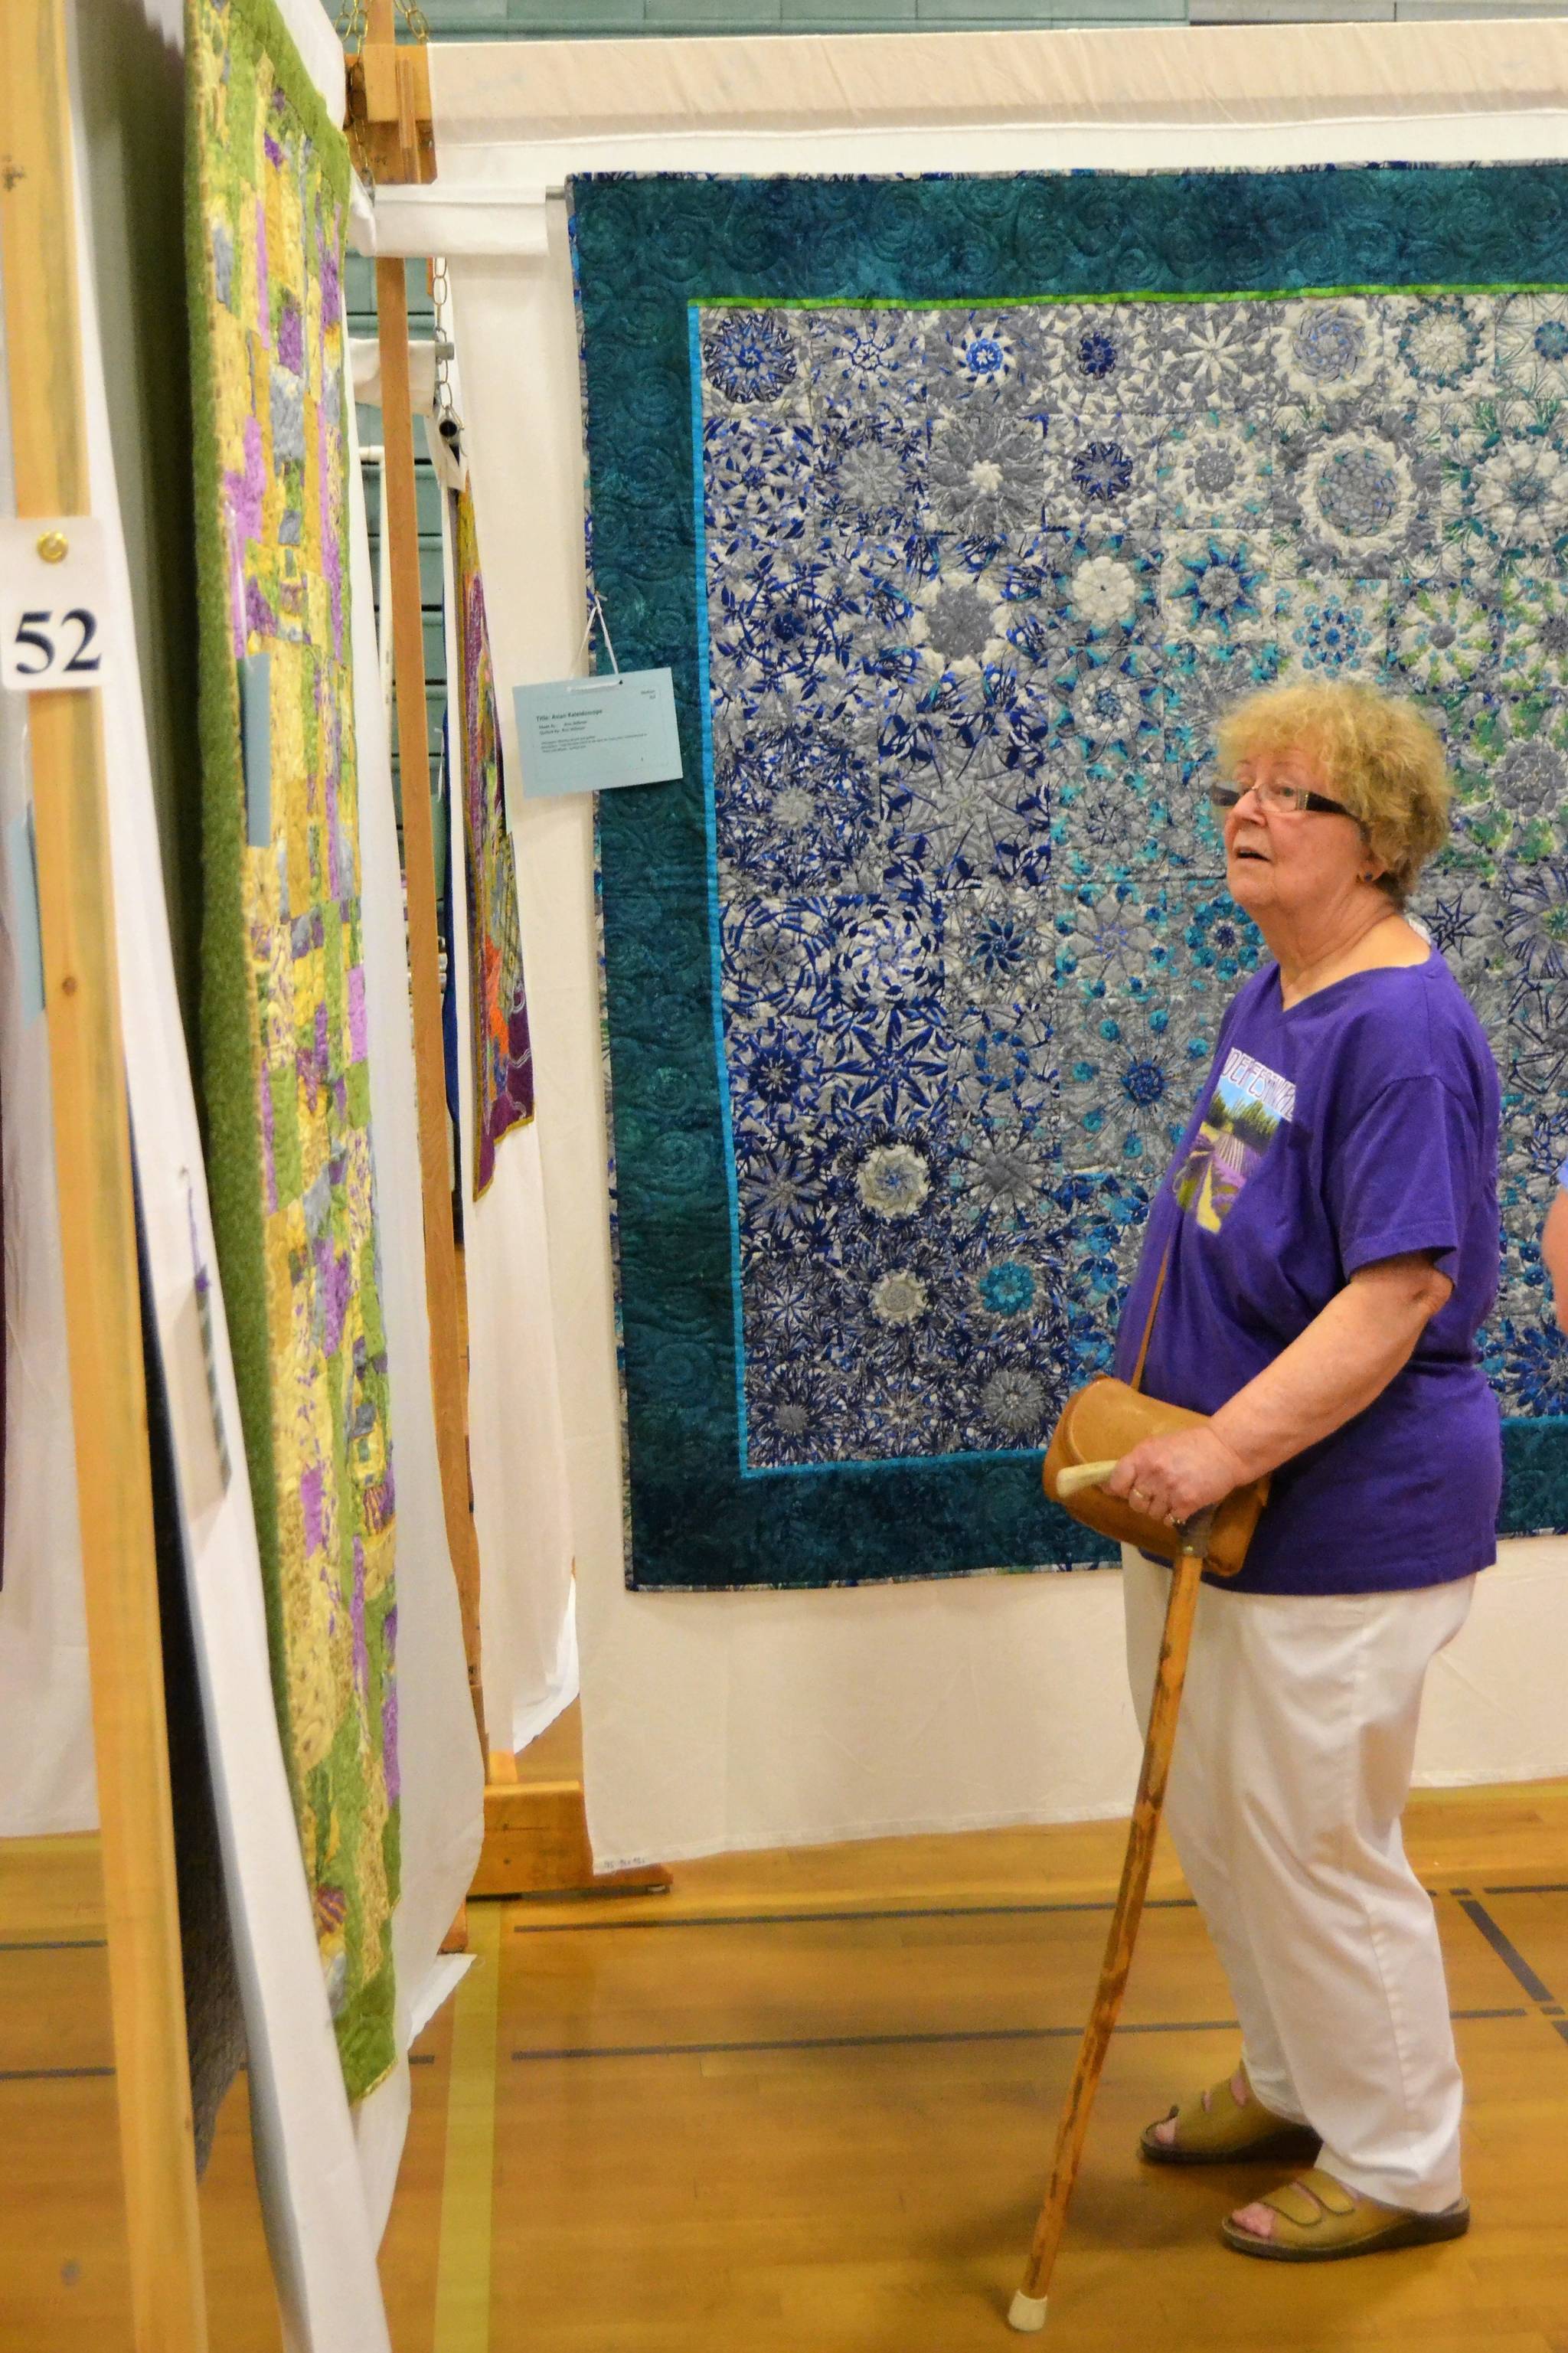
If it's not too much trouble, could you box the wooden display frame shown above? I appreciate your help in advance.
[0,4,210,2344]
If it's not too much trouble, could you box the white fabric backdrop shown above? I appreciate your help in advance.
[0,295,94,1841]
[345,391,483,2239]
[435,459,579,1758]
[343,336,580,1758]
[341,367,581,1759]
[433,18,1568,1874]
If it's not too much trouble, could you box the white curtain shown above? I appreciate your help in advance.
[346,338,580,1761]
[437,457,578,1758]
[345,388,484,2243]
[445,574,579,1754]
[0,305,94,1840]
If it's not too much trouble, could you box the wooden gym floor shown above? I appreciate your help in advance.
[3,1739,1567,2353]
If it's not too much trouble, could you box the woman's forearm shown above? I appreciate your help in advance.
[1208,1254,1452,1485]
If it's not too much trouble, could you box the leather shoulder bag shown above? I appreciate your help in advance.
[1040,1245,1270,1579]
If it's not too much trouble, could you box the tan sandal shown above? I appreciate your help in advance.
[1221,2168,1471,2261]
[1139,2068,1320,2167]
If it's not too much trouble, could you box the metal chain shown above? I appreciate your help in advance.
[337,0,427,182]
[430,257,456,422]
[337,0,371,179]
[337,0,426,34]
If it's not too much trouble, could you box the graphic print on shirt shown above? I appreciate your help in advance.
[1173,1048,1296,1234]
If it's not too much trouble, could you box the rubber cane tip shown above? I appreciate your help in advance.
[1008,2289,1049,2333]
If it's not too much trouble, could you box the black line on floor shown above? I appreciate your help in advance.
[1481,1883,1568,1897]
[0,2066,114,2082]
[509,1874,1516,1939]
[0,1939,107,1953]
[510,2006,1521,2064]
[0,2051,446,2086]
[1453,1891,1568,2045]
[1454,1894,1556,2003]
[1,2008,1522,2086]
[511,1897,1199,1936]
[513,2018,1243,2063]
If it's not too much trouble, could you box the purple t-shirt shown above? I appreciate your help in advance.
[1113,953,1501,1596]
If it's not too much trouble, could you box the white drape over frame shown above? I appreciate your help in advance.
[345,334,579,1759]
[413,381,581,1757]
[417,20,1568,1874]
[435,449,579,1759]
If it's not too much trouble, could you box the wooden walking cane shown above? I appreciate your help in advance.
[1008,1472,1210,2335]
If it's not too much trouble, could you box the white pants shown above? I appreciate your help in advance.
[1122,1547,1475,2213]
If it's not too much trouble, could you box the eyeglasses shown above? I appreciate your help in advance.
[1209,779,1354,820]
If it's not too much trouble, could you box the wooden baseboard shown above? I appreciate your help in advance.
[470,1755,671,1900]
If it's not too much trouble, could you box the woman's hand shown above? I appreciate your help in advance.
[1104,1427,1250,1527]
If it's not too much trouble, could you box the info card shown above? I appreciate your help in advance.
[512,668,682,803]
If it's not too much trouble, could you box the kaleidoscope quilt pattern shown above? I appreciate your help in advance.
[455,480,534,1194]
[571,168,1568,1590]
[189,0,398,2093]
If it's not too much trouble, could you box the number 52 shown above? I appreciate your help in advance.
[11,607,100,678]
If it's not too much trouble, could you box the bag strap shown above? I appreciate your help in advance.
[1129,1242,1171,1395]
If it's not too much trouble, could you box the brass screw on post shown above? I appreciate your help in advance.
[37,529,67,563]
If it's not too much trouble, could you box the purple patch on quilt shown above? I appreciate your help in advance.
[276,297,304,377]
[351,1550,368,1698]
[382,1645,400,1804]
[301,1465,325,1557]
[224,417,267,652]
[320,400,342,655]
[317,1240,349,1356]
[319,224,340,337]
[259,1065,278,1213]
[244,577,276,642]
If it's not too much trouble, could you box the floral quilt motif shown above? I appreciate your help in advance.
[695,289,1568,1468]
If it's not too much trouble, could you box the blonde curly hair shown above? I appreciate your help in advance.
[1215,680,1451,904]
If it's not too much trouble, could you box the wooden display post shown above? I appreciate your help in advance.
[0,5,211,2347]
[349,10,668,1904]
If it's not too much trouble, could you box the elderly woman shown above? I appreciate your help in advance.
[1104,680,1501,2262]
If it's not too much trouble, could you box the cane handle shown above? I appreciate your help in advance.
[1053,1459,1119,1499]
